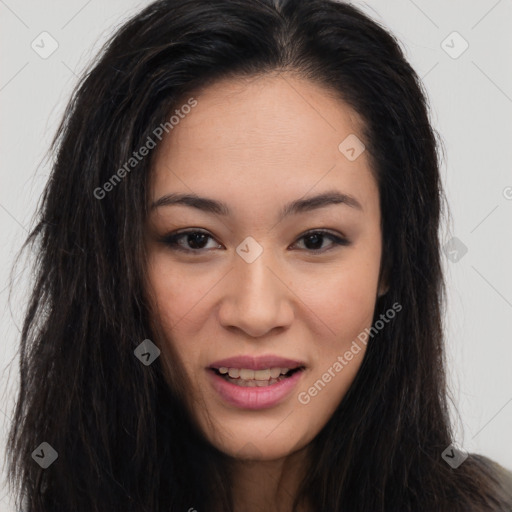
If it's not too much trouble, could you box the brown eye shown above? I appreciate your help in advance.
[161,230,221,253]
[160,229,350,255]
[292,230,351,252]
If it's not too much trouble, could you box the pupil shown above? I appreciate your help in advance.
[305,234,322,250]
[188,233,207,249]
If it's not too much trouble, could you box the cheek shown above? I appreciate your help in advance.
[306,256,381,343]
[147,252,215,329]
[296,264,378,420]
[146,254,212,376]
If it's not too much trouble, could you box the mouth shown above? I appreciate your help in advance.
[208,365,305,387]
[206,357,307,409]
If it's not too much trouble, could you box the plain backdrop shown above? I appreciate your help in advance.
[1,0,511,509]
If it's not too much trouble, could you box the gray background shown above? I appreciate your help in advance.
[1,0,511,509]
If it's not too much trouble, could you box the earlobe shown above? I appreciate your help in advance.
[377,265,390,297]
[377,282,389,297]
[378,251,391,297]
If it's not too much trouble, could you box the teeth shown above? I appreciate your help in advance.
[235,378,281,387]
[269,367,282,378]
[240,369,255,380]
[228,368,239,378]
[217,367,294,380]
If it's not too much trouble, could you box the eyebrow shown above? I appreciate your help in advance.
[150,189,363,220]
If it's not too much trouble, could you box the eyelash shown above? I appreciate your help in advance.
[160,229,351,255]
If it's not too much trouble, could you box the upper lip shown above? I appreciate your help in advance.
[208,355,306,371]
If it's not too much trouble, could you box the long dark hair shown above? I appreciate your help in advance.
[5,0,511,510]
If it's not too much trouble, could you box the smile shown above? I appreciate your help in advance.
[206,366,306,409]
[217,366,299,383]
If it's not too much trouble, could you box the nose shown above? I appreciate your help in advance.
[217,247,294,338]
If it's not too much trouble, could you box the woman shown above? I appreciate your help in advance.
[6,0,512,510]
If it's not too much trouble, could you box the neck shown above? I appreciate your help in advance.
[230,445,311,512]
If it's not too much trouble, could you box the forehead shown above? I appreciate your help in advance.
[150,73,377,216]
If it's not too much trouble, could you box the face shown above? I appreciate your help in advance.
[145,73,385,462]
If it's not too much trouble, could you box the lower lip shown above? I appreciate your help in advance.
[206,368,305,410]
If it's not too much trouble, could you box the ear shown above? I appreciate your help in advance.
[377,281,389,298]
[377,251,391,297]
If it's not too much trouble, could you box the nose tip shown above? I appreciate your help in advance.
[218,251,294,338]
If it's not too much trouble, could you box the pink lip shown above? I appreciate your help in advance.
[206,367,305,410]
[208,354,305,371]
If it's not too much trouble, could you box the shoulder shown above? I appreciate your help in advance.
[466,453,512,509]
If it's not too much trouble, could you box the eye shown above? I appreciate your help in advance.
[291,229,351,252]
[160,229,221,254]
[160,229,350,254]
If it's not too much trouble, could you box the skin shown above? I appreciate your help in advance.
[145,72,387,512]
